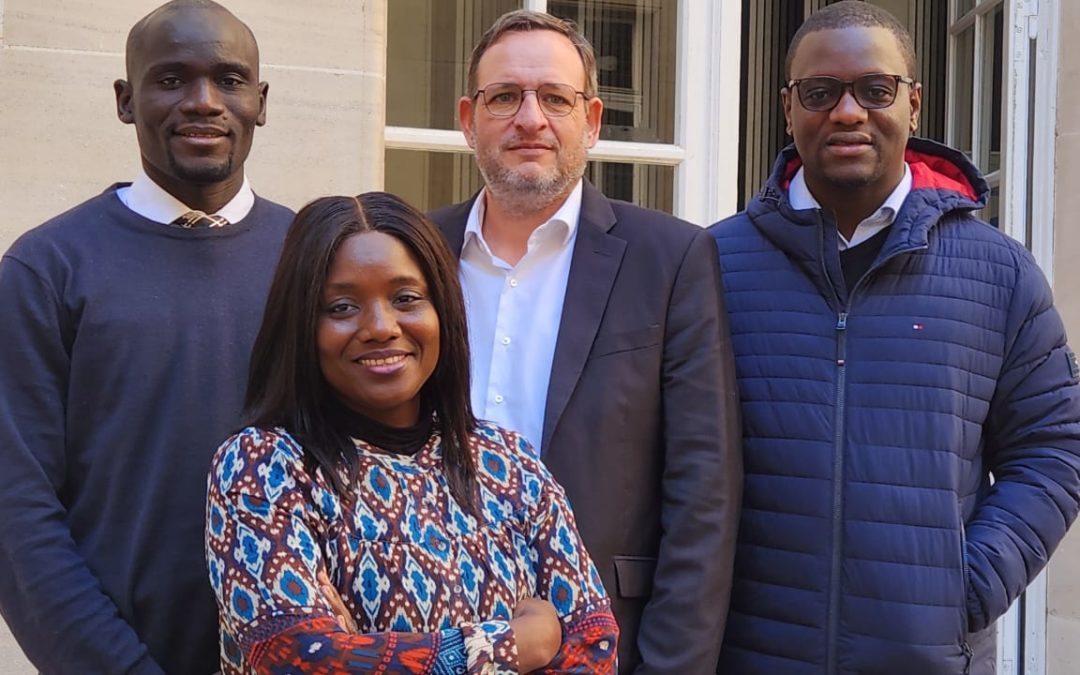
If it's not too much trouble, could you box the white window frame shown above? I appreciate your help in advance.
[383,0,743,226]
[946,1,1059,673]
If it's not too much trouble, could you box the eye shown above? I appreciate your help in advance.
[325,301,358,317]
[219,75,246,87]
[158,75,183,88]
[865,86,894,101]
[491,91,518,104]
[393,291,425,307]
[542,92,572,107]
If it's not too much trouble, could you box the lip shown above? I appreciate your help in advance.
[173,126,230,147]
[825,133,874,158]
[352,349,412,375]
[506,139,554,154]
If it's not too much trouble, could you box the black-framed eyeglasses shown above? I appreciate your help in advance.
[786,74,916,112]
[474,82,588,118]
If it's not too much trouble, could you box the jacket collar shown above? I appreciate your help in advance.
[750,137,989,262]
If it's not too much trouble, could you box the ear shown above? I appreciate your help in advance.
[584,95,604,148]
[781,87,794,136]
[114,79,135,125]
[257,81,269,127]
[458,95,477,148]
[908,81,922,133]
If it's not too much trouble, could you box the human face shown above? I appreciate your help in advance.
[782,26,920,209]
[458,30,603,209]
[317,232,440,429]
[114,7,268,209]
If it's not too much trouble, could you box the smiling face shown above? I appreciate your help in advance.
[115,6,267,209]
[458,29,602,210]
[317,231,440,428]
[782,25,920,211]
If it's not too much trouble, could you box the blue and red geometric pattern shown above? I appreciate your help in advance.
[206,422,617,673]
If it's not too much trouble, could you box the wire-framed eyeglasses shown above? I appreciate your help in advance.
[786,74,916,112]
[474,82,588,118]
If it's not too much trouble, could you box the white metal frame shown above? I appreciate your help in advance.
[946,1,1060,674]
[383,0,743,226]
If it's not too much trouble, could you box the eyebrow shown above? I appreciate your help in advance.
[323,275,427,291]
[144,61,255,77]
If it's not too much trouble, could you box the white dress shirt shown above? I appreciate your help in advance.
[116,169,256,224]
[789,162,912,249]
[459,180,583,455]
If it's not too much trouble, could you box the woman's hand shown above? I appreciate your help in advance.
[317,568,358,633]
[510,597,561,673]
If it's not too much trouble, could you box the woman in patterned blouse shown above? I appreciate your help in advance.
[205,192,618,674]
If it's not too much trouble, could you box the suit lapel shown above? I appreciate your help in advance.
[432,196,476,257]
[541,182,625,454]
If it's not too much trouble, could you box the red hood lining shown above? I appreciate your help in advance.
[779,149,979,202]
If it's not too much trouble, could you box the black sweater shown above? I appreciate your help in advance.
[0,187,292,674]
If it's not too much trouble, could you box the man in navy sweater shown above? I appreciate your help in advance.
[0,1,293,672]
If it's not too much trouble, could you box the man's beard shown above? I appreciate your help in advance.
[474,127,589,215]
[168,152,235,184]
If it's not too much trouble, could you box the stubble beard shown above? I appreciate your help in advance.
[168,150,235,185]
[474,126,590,216]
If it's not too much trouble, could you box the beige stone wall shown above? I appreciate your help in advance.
[1047,1,1080,672]
[0,0,386,669]
[0,0,387,253]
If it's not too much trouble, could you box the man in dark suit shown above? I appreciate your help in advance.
[429,10,741,674]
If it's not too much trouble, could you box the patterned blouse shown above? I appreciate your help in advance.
[206,421,618,674]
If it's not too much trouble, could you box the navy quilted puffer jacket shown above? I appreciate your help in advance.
[709,138,1080,674]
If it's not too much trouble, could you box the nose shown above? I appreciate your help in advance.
[180,78,225,116]
[829,88,867,124]
[513,90,549,131]
[359,302,401,342]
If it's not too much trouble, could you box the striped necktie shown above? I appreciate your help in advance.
[171,210,230,229]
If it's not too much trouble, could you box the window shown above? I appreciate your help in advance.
[947,2,1061,671]
[384,0,742,225]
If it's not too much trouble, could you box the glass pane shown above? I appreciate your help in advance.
[385,149,674,215]
[957,0,976,17]
[951,26,974,159]
[585,161,674,213]
[979,6,1004,173]
[548,1,677,144]
[385,149,484,213]
[386,0,520,129]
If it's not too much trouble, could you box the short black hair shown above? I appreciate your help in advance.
[244,193,478,513]
[786,0,917,80]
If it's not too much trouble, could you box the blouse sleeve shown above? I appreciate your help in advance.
[508,431,620,673]
[205,428,517,674]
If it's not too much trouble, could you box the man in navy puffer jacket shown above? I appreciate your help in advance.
[709,2,1080,673]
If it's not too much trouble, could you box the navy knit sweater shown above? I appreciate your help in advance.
[0,187,292,674]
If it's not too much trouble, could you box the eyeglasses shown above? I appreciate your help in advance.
[786,74,915,112]
[474,82,588,118]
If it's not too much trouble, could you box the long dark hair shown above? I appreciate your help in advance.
[244,192,478,511]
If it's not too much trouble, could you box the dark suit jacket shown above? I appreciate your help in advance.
[431,181,742,674]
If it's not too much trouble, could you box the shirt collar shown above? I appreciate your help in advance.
[463,179,583,259]
[120,169,256,225]
[788,162,912,226]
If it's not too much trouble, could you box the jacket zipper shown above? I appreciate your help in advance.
[826,311,848,674]
[815,213,927,672]
[959,510,972,673]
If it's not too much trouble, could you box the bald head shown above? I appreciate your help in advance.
[125,0,258,81]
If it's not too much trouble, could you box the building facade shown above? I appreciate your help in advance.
[1,0,1078,672]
